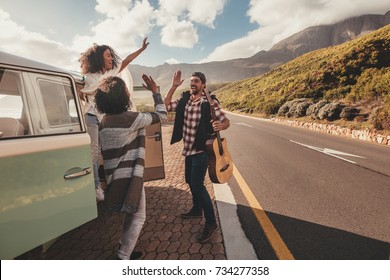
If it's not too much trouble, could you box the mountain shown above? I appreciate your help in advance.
[129,11,390,92]
[214,24,390,130]
[270,11,390,59]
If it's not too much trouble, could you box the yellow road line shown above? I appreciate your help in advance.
[233,163,295,260]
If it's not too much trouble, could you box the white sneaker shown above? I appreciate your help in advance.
[96,187,105,202]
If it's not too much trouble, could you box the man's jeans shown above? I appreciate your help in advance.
[185,152,216,225]
[85,113,100,189]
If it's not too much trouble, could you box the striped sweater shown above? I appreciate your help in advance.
[99,93,167,213]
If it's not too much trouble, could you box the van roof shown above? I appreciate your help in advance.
[0,51,84,83]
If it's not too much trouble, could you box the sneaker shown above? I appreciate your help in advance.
[108,250,143,260]
[181,210,202,219]
[198,223,219,243]
[95,187,105,202]
[107,254,121,260]
[130,251,144,260]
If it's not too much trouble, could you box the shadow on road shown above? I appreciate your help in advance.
[236,203,389,260]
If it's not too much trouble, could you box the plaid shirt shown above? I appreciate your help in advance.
[167,93,226,156]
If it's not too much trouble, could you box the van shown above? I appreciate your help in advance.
[0,51,164,259]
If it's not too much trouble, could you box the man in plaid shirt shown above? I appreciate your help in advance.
[165,71,230,243]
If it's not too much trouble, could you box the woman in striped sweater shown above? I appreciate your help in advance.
[95,75,167,260]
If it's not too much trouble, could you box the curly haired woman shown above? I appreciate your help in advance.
[79,38,149,201]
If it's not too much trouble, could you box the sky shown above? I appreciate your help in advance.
[0,0,389,71]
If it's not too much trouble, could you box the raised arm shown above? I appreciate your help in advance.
[119,37,149,73]
[142,74,167,121]
[164,70,184,109]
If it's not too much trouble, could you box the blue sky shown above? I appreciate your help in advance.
[0,0,389,71]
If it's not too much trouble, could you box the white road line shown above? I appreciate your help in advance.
[214,183,258,260]
[236,122,253,127]
[226,111,271,122]
[290,140,366,164]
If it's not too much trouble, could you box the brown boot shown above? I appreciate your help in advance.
[198,223,219,243]
[130,251,144,260]
[181,209,202,219]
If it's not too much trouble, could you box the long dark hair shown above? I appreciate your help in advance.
[79,44,121,75]
[95,76,132,115]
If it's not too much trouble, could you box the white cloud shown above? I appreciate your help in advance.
[95,0,133,18]
[157,0,226,25]
[72,0,154,58]
[0,9,77,69]
[201,0,390,63]
[156,0,227,48]
[160,20,198,48]
[186,0,226,27]
[165,58,181,64]
[157,0,187,18]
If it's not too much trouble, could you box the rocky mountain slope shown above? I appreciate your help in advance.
[214,24,390,132]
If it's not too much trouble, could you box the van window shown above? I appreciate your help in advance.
[0,68,82,139]
[38,77,78,127]
[0,69,27,138]
[0,69,23,118]
[26,73,82,135]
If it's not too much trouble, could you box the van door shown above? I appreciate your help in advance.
[132,86,165,182]
[0,68,97,259]
[144,122,165,181]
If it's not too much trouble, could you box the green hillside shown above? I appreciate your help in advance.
[215,24,390,132]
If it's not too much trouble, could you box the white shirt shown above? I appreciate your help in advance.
[80,62,135,121]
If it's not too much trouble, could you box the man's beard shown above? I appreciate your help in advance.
[190,86,199,95]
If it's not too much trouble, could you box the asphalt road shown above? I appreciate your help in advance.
[222,112,390,260]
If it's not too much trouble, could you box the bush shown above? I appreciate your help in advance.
[369,107,390,130]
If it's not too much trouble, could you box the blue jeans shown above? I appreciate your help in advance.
[185,152,216,225]
[85,113,100,189]
[118,187,146,260]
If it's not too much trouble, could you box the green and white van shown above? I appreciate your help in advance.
[0,51,164,259]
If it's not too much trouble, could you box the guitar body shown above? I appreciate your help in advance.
[203,89,233,184]
[207,137,233,184]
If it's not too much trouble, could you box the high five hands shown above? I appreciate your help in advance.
[172,70,184,88]
[142,74,158,93]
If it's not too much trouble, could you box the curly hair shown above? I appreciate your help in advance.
[95,76,133,115]
[79,44,121,75]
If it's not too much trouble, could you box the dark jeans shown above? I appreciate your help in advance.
[185,152,216,225]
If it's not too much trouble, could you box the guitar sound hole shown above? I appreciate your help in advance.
[220,164,230,172]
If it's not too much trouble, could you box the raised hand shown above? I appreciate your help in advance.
[142,74,158,93]
[141,37,149,50]
[172,70,184,87]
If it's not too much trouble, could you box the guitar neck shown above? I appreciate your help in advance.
[203,90,224,152]
[203,89,217,121]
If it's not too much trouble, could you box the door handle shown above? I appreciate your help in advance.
[64,167,92,179]
[147,132,161,141]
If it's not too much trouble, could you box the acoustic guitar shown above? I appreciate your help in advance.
[203,90,233,184]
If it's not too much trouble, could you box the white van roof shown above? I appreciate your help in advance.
[0,51,84,83]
